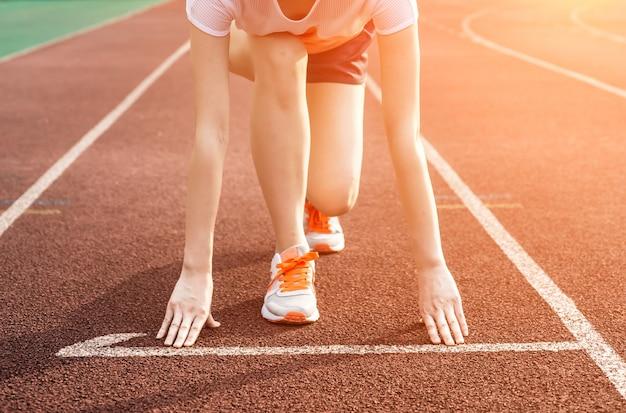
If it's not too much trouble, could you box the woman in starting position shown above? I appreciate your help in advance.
[157,0,469,347]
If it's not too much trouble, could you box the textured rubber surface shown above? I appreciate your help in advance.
[1,0,625,410]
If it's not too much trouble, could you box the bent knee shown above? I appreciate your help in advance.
[308,182,359,217]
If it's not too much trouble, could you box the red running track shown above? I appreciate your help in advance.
[0,0,624,410]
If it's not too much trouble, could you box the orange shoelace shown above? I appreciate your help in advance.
[305,201,331,234]
[272,251,319,292]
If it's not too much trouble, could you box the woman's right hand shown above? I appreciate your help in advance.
[155,25,229,348]
[156,267,221,347]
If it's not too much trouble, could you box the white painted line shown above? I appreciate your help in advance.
[571,6,626,45]
[461,9,626,100]
[0,208,62,215]
[365,71,626,399]
[437,203,523,210]
[0,0,172,64]
[56,333,585,358]
[0,42,190,238]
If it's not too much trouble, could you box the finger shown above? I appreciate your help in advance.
[423,314,441,344]
[164,309,182,346]
[454,300,469,336]
[444,306,464,344]
[207,313,221,328]
[184,314,208,347]
[435,311,455,346]
[173,313,195,348]
[156,306,173,339]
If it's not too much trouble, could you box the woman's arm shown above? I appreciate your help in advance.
[377,23,469,345]
[156,24,230,348]
[183,24,230,272]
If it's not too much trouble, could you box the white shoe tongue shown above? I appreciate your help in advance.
[280,244,309,261]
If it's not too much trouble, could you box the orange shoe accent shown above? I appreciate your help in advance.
[284,312,307,322]
[305,201,332,234]
[311,243,334,253]
[268,251,319,293]
[266,311,311,325]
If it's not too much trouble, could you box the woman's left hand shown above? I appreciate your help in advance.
[418,263,468,345]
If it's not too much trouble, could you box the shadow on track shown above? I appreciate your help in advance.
[0,246,275,383]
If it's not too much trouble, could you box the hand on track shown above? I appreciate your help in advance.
[156,269,220,347]
[418,263,468,345]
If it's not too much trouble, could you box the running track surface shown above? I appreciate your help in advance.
[1,0,624,410]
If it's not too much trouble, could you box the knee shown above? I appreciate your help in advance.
[308,180,359,217]
[251,35,308,109]
[254,36,307,81]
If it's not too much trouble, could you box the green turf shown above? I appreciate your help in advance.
[0,0,166,59]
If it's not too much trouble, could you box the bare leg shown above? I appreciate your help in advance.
[228,21,254,81]
[247,32,310,251]
[305,82,365,216]
[228,21,365,217]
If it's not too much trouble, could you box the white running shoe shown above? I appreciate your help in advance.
[261,244,320,324]
[304,201,345,253]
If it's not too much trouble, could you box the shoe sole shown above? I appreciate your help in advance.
[261,305,320,324]
[306,237,345,254]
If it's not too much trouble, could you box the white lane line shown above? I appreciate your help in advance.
[571,6,626,45]
[437,203,523,210]
[0,42,190,238]
[366,71,626,399]
[56,333,585,358]
[0,0,171,64]
[0,208,62,215]
[461,9,626,100]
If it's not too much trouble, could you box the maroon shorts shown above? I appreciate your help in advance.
[306,20,375,85]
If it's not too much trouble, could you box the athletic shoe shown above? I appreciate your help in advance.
[261,244,320,324]
[304,200,345,253]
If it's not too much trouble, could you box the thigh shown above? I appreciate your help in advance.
[228,21,254,81]
[246,30,308,84]
[306,82,365,215]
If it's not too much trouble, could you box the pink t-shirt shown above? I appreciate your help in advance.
[186,0,418,54]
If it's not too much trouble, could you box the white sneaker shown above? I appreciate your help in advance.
[261,244,320,324]
[304,201,345,253]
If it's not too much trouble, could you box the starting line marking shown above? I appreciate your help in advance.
[368,16,626,397]
[0,1,617,398]
[56,333,585,358]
